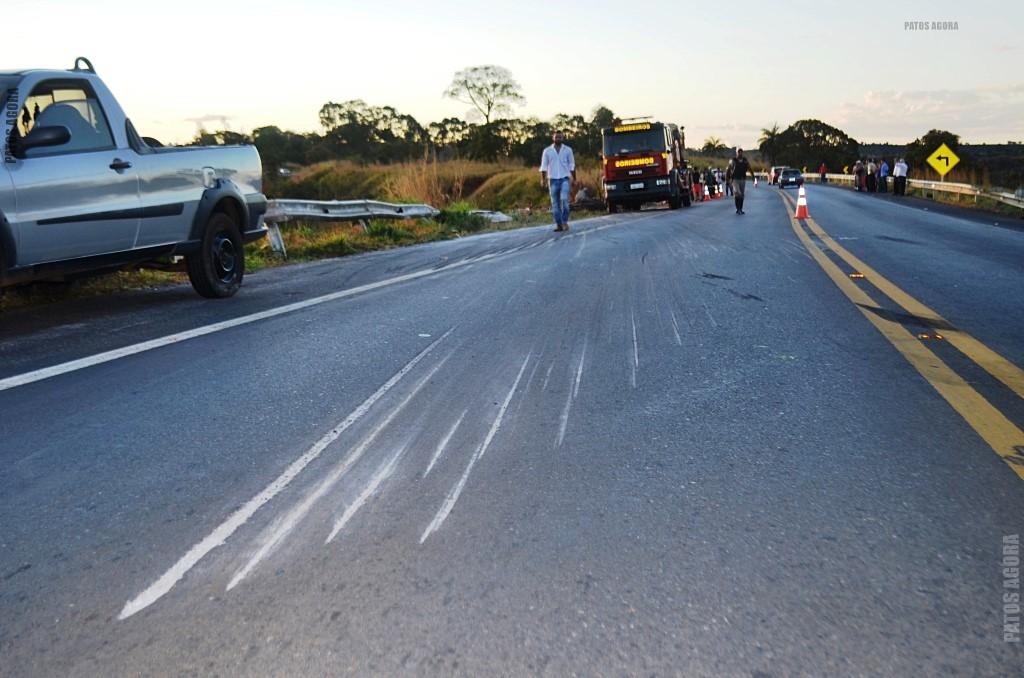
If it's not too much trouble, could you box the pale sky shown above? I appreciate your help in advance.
[6,0,1022,148]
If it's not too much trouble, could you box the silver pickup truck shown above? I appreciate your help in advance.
[1,58,267,298]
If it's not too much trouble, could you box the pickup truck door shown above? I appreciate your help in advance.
[9,82,139,266]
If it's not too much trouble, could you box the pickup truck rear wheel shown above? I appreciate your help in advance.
[186,212,244,298]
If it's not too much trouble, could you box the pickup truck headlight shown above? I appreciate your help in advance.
[606,183,618,191]
[655,178,670,186]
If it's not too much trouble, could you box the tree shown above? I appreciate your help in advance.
[702,137,727,155]
[444,65,525,125]
[758,123,782,167]
[317,100,426,161]
[775,119,858,171]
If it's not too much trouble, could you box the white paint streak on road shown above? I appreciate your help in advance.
[572,338,587,400]
[542,361,556,392]
[557,383,574,448]
[325,444,406,544]
[557,341,587,447]
[701,300,718,328]
[227,352,452,591]
[423,410,467,478]
[669,309,683,346]
[420,353,532,543]
[631,310,639,388]
[573,231,587,260]
[117,329,454,620]
[2,213,658,394]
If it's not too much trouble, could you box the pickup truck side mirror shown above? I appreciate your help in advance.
[14,125,71,158]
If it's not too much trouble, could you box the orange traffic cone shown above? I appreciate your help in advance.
[704,184,710,201]
[794,185,809,219]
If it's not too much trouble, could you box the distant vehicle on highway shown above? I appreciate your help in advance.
[1,58,268,298]
[778,168,805,189]
[601,120,693,212]
[769,166,788,185]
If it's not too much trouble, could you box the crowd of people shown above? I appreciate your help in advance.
[851,157,909,195]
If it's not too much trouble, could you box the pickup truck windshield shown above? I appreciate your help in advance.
[603,128,666,156]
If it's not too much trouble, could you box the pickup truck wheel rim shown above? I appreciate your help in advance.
[213,234,237,283]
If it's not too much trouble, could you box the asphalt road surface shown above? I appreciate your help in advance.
[2,184,1023,676]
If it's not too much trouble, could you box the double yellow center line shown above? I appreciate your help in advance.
[779,190,1024,480]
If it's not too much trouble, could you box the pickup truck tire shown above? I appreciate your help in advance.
[186,211,244,298]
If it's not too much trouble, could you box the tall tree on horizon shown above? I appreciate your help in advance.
[443,65,525,125]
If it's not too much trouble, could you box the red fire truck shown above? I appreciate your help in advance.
[601,121,693,212]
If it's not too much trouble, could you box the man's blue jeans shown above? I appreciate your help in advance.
[549,177,570,225]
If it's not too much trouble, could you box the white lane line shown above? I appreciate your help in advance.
[227,351,452,591]
[117,329,453,620]
[325,443,405,544]
[420,353,531,543]
[423,409,467,478]
[2,214,658,394]
[669,309,683,346]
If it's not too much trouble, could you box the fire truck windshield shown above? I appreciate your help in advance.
[603,128,665,156]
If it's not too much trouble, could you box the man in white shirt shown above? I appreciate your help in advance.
[539,130,577,232]
[893,158,909,196]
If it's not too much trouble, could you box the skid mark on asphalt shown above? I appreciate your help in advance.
[573,231,588,260]
[630,309,640,388]
[117,328,455,620]
[227,351,454,590]
[421,353,532,543]
[668,309,683,346]
[325,442,407,544]
[423,409,468,479]
[557,339,588,448]
[542,360,556,391]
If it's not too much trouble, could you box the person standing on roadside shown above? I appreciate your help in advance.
[819,161,828,184]
[725,148,754,214]
[878,158,890,193]
[893,157,908,196]
[539,130,577,232]
[866,158,877,192]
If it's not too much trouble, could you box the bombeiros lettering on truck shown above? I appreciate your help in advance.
[601,119,693,213]
[0,57,267,298]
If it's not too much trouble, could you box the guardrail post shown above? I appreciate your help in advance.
[267,223,287,258]
[359,219,370,234]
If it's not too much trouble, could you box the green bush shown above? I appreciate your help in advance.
[437,202,489,232]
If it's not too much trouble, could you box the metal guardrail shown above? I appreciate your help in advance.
[802,173,1024,210]
[265,199,439,224]
[262,199,440,257]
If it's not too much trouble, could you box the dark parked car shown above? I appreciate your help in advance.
[778,168,805,189]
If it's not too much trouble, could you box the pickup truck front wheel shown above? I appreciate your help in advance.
[186,212,244,298]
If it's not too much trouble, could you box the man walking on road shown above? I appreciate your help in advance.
[725,148,754,214]
[540,130,577,232]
